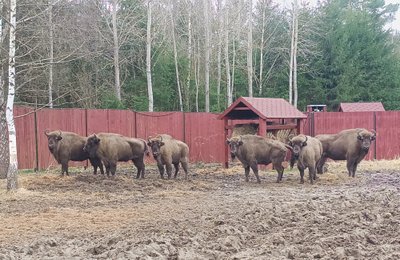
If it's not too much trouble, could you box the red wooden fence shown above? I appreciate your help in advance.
[12,107,400,170]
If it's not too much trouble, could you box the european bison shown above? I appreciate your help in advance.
[288,135,323,184]
[226,134,289,183]
[44,130,104,176]
[316,128,376,177]
[83,133,148,178]
[147,134,189,179]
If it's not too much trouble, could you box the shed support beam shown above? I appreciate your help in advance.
[224,118,229,168]
[258,118,267,137]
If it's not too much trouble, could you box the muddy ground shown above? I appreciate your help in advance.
[0,160,399,259]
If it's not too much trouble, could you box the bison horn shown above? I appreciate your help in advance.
[159,135,163,142]
[371,129,376,136]
[44,129,50,137]
[57,130,62,137]
[304,136,308,143]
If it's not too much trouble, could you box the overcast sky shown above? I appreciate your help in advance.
[277,0,400,32]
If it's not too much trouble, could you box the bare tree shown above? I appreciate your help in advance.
[48,0,54,108]
[111,0,121,101]
[7,0,18,190]
[224,3,232,106]
[146,0,153,111]
[169,1,183,111]
[216,0,223,110]
[289,0,298,107]
[0,0,9,179]
[247,0,253,97]
[185,0,192,111]
[203,0,210,112]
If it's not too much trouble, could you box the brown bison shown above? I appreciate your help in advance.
[288,135,323,184]
[83,133,148,178]
[226,134,289,183]
[44,130,104,176]
[315,128,376,177]
[147,134,189,179]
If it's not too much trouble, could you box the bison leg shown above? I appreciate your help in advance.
[346,158,357,177]
[61,161,69,176]
[316,155,327,174]
[173,163,179,179]
[250,163,261,183]
[133,159,145,179]
[298,167,305,184]
[244,165,250,182]
[181,161,189,180]
[157,163,165,179]
[109,163,117,176]
[166,163,173,179]
[273,163,284,183]
[309,166,316,184]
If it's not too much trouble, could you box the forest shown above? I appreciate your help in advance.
[1,0,400,113]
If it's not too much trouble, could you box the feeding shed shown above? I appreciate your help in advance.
[218,97,307,168]
[338,102,385,112]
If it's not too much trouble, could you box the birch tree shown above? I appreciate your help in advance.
[146,0,153,111]
[111,0,121,101]
[7,0,18,190]
[224,3,232,106]
[247,0,253,97]
[0,0,9,179]
[203,0,210,112]
[169,1,183,111]
[48,0,54,108]
[184,0,192,111]
[289,0,298,106]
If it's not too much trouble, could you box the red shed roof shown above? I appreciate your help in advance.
[218,97,307,120]
[338,102,385,112]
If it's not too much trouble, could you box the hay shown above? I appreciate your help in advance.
[232,123,297,143]
[232,124,258,137]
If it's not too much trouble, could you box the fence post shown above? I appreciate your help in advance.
[34,108,39,172]
[373,112,377,160]
[183,112,186,143]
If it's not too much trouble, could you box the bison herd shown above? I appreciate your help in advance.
[45,128,376,184]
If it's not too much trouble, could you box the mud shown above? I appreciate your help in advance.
[0,162,399,259]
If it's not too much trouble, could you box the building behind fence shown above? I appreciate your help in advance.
[14,107,400,170]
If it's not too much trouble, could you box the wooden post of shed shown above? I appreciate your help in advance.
[258,117,267,137]
[224,118,229,168]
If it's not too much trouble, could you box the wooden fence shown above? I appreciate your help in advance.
[13,107,400,170]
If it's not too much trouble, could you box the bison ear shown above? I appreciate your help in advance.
[56,135,62,141]
[288,141,293,147]
[302,141,307,147]
[238,140,243,146]
[371,135,376,141]
[226,139,231,145]
[357,135,363,141]
[160,141,165,146]
[147,141,152,146]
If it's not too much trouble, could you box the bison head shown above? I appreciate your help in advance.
[357,130,376,152]
[83,134,100,158]
[147,135,165,159]
[44,130,62,153]
[226,136,243,160]
[288,135,308,158]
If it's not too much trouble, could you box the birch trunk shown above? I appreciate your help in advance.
[112,0,121,101]
[293,0,299,108]
[258,1,266,95]
[0,0,9,179]
[7,0,18,190]
[247,0,253,97]
[216,0,222,110]
[224,9,232,107]
[48,0,54,108]
[289,0,296,105]
[146,1,153,112]
[195,39,200,112]
[170,2,183,112]
[185,3,192,111]
[203,0,210,112]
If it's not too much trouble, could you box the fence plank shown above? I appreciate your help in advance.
[14,107,37,170]
[185,113,225,163]
[375,111,400,160]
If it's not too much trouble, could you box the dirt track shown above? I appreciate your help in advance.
[0,161,399,259]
